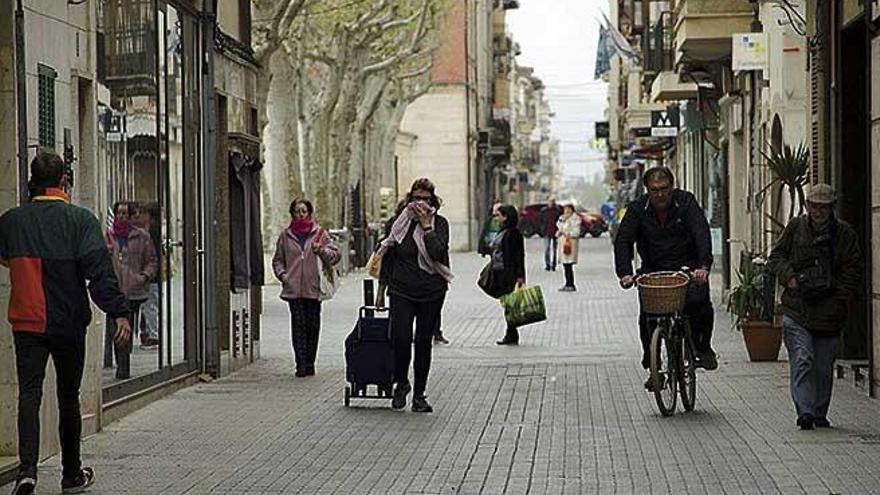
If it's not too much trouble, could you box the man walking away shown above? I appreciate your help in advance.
[614,166,717,390]
[767,184,861,430]
[0,151,131,495]
[540,197,561,271]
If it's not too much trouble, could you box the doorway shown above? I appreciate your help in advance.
[836,16,869,359]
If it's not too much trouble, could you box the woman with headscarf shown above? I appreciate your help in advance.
[491,204,526,345]
[375,178,452,413]
[272,199,341,377]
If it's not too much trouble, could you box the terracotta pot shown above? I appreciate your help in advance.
[739,320,783,362]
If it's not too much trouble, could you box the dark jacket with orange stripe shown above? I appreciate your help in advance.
[0,189,129,335]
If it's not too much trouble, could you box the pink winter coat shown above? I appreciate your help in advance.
[272,226,341,301]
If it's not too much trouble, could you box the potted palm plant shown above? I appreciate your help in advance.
[727,141,808,361]
[759,142,809,234]
[725,256,781,361]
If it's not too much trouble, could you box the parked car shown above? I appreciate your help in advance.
[577,209,608,238]
[518,203,608,238]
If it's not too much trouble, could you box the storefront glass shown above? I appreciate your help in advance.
[96,0,200,396]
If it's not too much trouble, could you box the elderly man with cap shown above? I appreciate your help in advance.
[768,183,862,430]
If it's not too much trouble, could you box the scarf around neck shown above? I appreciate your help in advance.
[289,218,315,238]
[376,203,454,283]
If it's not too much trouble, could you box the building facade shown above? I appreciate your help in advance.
[0,0,261,480]
[606,0,879,396]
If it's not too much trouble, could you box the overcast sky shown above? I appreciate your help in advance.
[507,0,610,181]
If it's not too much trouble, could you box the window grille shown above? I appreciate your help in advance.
[38,64,57,148]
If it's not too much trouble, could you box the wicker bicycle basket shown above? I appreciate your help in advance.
[636,271,690,314]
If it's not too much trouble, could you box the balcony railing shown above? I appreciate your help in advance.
[99,24,158,96]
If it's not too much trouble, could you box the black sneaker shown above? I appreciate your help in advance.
[392,382,411,410]
[412,396,433,413]
[814,417,831,428]
[294,369,308,378]
[696,350,718,371]
[11,477,36,495]
[305,366,315,376]
[797,415,815,430]
[433,335,450,345]
[61,467,94,494]
[644,376,655,392]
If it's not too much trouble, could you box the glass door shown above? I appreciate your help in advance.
[161,4,192,370]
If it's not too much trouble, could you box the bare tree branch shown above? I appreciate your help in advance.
[254,0,312,64]
[360,0,431,74]
[395,59,433,81]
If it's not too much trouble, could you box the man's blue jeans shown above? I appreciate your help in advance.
[543,236,557,269]
[783,316,839,421]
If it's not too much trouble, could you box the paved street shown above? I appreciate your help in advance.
[7,238,880,495]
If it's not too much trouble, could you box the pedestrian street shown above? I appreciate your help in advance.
[6,238,880,495]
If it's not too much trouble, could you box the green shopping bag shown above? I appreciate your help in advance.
[500,285,547,328]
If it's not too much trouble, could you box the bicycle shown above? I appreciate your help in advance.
[624,269,697,416]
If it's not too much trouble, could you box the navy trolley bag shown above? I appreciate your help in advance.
[343,306,394,406]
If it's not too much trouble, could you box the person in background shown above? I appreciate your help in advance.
[131,201,160,349]
[556,203,581,292]
[478,199,503,257]
[539,197,562,271]
[272,199,341,377]
[0,150,130,495]
[492,204,526,345]
[433,316,449,344]
[767,184,861,430]
[376,178,452,413]
[105,201,158,379]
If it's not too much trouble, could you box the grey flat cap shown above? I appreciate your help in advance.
[806,183,835,204]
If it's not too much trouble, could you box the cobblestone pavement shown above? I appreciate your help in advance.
[6,238,880,494]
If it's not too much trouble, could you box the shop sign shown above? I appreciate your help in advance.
[650,109,679,137]
[732,33,769,72]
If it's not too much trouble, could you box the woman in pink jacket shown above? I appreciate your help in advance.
[272,199,341,377]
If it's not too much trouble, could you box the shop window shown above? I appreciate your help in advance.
[38,64,57,148]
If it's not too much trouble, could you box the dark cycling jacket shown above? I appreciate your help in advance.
[613,189,713,278]
[0,189,129,336]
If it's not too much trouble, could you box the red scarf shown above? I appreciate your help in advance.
[289,218,315,238]
[112,218,132,238]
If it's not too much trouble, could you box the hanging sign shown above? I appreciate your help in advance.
[732,33,769,71]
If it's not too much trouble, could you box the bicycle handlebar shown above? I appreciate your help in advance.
[619,266,694,290]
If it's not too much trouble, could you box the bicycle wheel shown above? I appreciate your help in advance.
[650,323,677,416]
[678,325,697,412]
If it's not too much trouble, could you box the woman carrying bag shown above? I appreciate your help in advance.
[375,178,452,413]
[272,199,341,377]
[556,203,580,292]
[489,205,526,346]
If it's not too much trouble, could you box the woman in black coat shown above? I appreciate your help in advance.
[491,204,526,345]
[375,178,452,413]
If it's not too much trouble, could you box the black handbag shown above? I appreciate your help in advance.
[478,261,505,299]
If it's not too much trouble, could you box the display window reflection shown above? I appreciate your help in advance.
[95,1,199,390]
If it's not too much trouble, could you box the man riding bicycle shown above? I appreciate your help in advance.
[613,166,717,390]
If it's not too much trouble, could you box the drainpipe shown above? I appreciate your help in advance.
[202,0,219,377]
[15,0,27,204]
[464,0,474,250]
[864,0,875,398]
